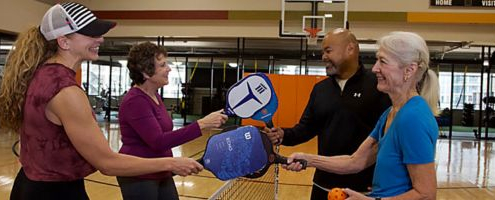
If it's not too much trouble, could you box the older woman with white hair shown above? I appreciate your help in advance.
[284,31,439,200]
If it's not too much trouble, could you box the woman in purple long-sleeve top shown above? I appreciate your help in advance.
[117,42,228,200]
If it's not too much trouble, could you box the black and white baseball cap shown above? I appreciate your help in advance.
[40,2,116,41]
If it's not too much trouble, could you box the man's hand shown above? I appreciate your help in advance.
[262,126,284,145]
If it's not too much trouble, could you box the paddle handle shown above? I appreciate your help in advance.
[275,155,307,169]
[265,120,274,128]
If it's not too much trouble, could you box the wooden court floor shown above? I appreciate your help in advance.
[1,122,495,199]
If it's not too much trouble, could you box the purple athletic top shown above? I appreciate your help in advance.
[21,63,96,181]
[118,87,202,179]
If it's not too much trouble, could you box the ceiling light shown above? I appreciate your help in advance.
[0,45,13,50]
[228,63,238,68]
[286,65,297,70]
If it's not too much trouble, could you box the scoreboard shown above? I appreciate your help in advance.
[430,0,495,7]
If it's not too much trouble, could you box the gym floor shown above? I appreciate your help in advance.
[0,122,494,199]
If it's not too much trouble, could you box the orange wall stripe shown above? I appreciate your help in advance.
[408,12,495,24]
[92,11,495,23]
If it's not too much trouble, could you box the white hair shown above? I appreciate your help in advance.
[377,31,439,115]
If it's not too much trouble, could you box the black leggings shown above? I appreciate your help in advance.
[117,176,179,200]
[10,168,88,200]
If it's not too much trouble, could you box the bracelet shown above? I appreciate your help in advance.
[375,198,381,200]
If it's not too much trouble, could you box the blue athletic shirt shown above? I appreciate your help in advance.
[369,96,438,198]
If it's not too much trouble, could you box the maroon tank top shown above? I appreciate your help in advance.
[20,63,96,181]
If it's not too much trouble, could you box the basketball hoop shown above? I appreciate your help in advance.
[304,28,321,46]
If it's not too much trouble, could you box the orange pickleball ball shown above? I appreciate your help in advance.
[327,187,348,200]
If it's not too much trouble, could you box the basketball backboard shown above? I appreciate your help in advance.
[280,0,348,40]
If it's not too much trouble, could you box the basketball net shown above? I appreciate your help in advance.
[304,28,321,46]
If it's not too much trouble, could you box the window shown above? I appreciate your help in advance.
[162,59,185,98]
[438,71,494,110]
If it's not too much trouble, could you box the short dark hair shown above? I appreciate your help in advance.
[127,42,167,85]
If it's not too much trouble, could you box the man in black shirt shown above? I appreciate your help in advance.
[264,28,390,199]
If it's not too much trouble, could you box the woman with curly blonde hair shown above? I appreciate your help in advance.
[1,3,204,199]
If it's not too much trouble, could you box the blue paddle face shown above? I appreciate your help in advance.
[225,73,278,127]
[202,126,268,181]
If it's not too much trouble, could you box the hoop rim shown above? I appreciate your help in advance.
[303,28,322,37]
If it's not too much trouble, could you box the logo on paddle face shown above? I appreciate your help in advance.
[226,137,233,151]
[244,132,252,140]
[261,109,268,115]
[255,83,267,94]
[227,75,272,118]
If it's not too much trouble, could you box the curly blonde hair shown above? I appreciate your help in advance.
[0,27,58,132]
